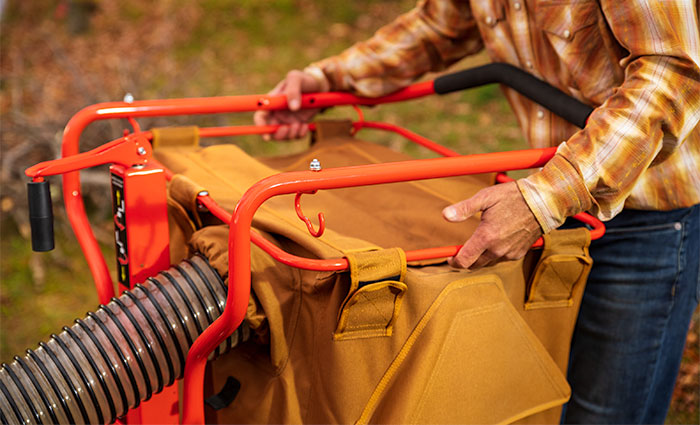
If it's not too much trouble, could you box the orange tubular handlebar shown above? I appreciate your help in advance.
[59,83,437,303]
[192,122,605,270]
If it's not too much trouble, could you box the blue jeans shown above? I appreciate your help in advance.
[561,204,700,424]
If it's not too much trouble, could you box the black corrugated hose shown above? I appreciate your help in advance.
[0,255,249,424]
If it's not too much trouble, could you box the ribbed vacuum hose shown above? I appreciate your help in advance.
[0,255,249,424]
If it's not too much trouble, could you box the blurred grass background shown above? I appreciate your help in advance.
[0,1,696,423]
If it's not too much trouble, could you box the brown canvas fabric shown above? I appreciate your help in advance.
[154,121,592,424]
[157,121,494,260]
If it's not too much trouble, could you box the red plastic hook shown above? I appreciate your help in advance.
[294,191,326,237]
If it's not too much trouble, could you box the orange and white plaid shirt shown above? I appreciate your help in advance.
[306,0,700,233]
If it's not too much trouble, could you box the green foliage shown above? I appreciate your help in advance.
[0,223,106,362]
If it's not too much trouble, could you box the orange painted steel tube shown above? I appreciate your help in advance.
[195,122,603,268]
[200,194,464,272]
[60,107,605,299]
[198,195,348,270]
[356,121,462,158]
[59,85,436,303]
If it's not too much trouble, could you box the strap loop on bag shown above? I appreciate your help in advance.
[151,126,200,150]
[335,248,407,340]
[526,228,592,310]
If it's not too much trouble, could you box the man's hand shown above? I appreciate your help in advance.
[442,181,542,269]
[253,70,328,141]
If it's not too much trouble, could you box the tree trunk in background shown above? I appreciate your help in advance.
[67,0,97,35]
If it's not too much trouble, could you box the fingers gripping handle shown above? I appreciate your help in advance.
[433,63,594,128]
[27,180,55,252]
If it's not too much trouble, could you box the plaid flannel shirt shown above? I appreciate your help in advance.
[306,0,700,233]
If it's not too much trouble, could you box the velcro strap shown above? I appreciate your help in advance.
[526,227,592,309]
[347,247,407,289]
[334,248,407,340]
[151,126,200,150]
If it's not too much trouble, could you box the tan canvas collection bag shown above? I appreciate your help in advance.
[154,121,593,424]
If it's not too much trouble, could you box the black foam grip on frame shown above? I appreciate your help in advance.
[433,63,593,128]
[27,180,55,252]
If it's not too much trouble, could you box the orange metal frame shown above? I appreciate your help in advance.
[26,79,605,424]
[50,83,433,305]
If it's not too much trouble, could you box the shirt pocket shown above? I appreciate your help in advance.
[535,0,612,100]
[473,0,506,27]
[536,0,600,53]
[471,0,508,46]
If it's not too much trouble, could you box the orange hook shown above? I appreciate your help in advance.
[350,104,365,136]
[294,192,325,237]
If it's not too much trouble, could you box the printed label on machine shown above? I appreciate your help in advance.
[111,173,130,287]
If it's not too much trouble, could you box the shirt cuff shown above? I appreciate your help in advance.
[302,65,331,93]
[516,154,594,234]
[304,59,339,92]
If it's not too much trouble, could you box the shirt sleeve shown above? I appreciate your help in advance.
[305,0,484,97]
[517,1,700,233]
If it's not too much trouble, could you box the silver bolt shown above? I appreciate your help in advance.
[485,16,494,25]
[124,93,134,103]
[537,109,545,119]
[137,147,147,156]
[513,2,522,10]
[563,29,571,39]
[197,191,210,211]
[309,158,322,171]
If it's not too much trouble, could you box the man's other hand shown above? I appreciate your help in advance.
[442,181,542,269]
[253,70,328,141]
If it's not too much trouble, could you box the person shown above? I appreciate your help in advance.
[253,1,700,423]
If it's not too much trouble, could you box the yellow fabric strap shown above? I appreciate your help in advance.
[168,174,207,229]
[151,126,200,150]
[346,247,407,289]
[334,248,407,340]
[526,227,592,310]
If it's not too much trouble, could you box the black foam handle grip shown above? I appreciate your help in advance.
[28,181,55,252]
[433,63,593,128]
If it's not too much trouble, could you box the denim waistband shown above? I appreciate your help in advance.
[561,203,699,231]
